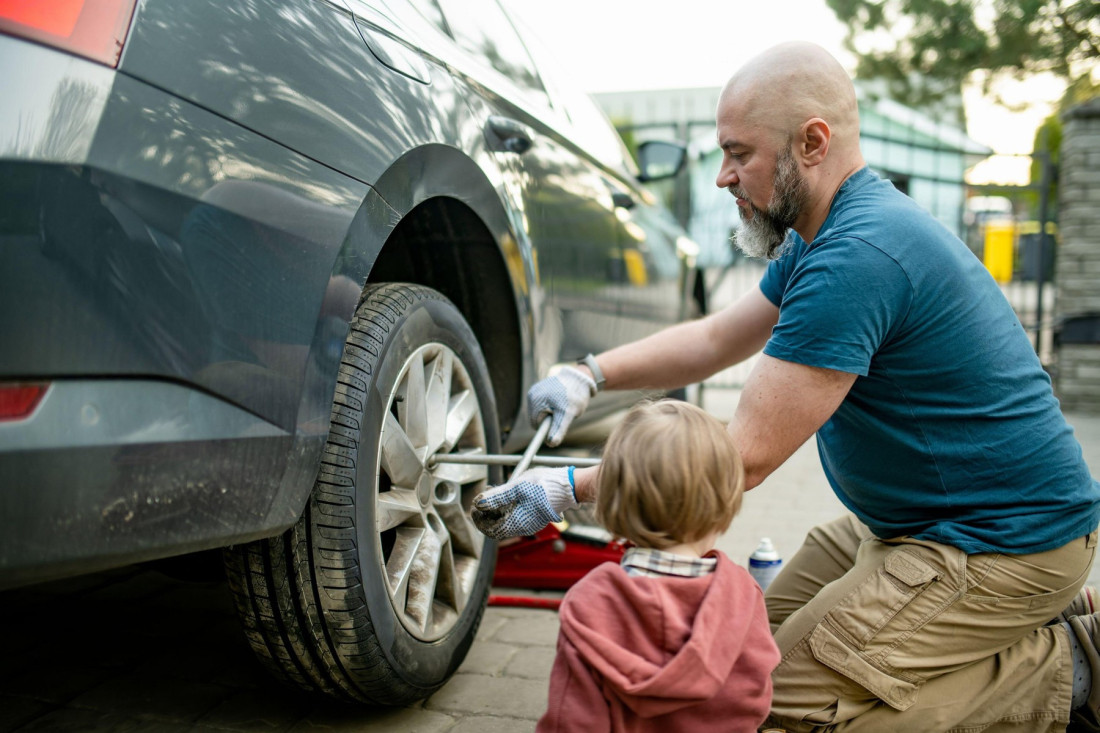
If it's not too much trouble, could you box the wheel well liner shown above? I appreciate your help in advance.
[367,197,521,430]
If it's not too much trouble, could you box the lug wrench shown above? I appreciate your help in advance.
[433,416,601,471]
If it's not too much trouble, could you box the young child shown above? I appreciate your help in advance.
[537,399,780,733]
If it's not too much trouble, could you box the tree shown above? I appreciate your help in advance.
[1027,76,1099,204]
[826,0,1099,110]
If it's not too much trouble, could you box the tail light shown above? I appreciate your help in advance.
[0,0,138,67]
[0,383,48,422]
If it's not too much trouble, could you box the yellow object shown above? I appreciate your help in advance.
[622,249,648,286]
[983,220,1015,283]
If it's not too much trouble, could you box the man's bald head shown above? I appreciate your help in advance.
[718,42,860,156]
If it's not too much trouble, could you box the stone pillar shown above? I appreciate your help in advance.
[1056,98,1100,414]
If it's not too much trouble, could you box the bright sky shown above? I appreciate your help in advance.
[506,0,1066,185]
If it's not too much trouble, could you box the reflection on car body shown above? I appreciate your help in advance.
[0,0,700,705]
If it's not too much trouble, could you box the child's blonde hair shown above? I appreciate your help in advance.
[596,399,745,549]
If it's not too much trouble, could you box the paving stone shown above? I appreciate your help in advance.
[30,616,154,673]
[198,688,313,731]
[289,705,454,732]
[425,673,547,720]
[473,611,508,642]
[12,707,194,732]
[136,634,266,689]
[70,673,232,723]
[457,640,517,676]
[0,662,106,704]
[503,647,555,680]
[491,613,560,647]
[448,714,538,733]
[0,694,51,730]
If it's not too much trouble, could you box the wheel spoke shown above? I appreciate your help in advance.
[453,555,480,600]
[404,528,443,634]
[386,526,425,607]
[381,412,422,488]
[399,351,428,450]
[376,488,420,532]
[437,502,482,559]
[433,460,488,486]
[424,351,453,455]
[435,532,461,612]
[443,389,478,453]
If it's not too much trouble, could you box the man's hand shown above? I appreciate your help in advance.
[471,467,578,540]
[527,366,597,447]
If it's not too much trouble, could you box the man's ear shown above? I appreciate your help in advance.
[798,118,831,166]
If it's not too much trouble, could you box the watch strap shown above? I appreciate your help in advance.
[579,353,605,393]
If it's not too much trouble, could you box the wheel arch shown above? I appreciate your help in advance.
[360,144,527,434]
[281,145,528,533]
[367,197,522,433]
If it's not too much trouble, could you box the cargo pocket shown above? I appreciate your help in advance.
[826,549,941,650]
[809,624,920,711]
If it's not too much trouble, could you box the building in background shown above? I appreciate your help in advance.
[594,86,992,269]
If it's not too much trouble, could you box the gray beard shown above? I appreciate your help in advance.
[731,147,808,260]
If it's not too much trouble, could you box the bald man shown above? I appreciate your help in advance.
[472,42,1100,731]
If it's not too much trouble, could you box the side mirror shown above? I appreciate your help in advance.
[637,140,686,182]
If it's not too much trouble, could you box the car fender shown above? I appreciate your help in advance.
[280,143,534,524]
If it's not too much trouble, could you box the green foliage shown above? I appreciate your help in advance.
[826,0,1099,107]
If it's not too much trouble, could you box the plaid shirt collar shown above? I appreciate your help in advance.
[621,547,718,578]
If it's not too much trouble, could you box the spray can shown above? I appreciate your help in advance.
[749,537,782,590]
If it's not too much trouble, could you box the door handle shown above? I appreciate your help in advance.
[602,177,635,210]
[611,190,635,209]
[486,116,533,154]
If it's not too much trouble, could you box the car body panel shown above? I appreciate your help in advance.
[0,380,294,588]
[0,0,699,588]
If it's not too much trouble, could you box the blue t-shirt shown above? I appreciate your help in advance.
[759,167,1100,554]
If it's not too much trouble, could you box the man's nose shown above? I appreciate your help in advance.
[716,164,738,189]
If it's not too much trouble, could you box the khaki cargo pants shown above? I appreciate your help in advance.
[763,515,1097,732]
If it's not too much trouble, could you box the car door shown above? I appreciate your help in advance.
[515,21,698,346]
[429,0,632,374]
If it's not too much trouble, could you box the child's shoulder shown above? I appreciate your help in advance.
[561,561,628,605]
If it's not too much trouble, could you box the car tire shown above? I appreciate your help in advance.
[224,283,501,704]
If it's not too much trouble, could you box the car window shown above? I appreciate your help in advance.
[560,85,639,176]
[436,0,548,106]
[505,13,636,175]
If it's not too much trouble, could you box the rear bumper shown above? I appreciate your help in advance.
[0,379,297,590]
[0,36,359,589]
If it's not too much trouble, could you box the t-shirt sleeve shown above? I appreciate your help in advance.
[759,253,792,308]
[762,239,912,376]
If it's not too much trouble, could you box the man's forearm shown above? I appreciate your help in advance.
[581,286,779,392]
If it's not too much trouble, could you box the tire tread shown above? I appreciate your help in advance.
[223,283,494,705]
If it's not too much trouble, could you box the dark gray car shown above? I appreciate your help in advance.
[0,0,700,705]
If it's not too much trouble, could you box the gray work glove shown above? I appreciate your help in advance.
[471,466,578,540]
[527,366,597,447]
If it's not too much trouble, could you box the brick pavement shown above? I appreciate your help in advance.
[1,391,1097,732]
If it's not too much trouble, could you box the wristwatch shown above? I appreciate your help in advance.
[578,353,606,393]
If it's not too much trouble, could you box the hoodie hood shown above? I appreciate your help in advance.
[558,552,776,719]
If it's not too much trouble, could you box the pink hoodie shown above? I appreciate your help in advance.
[537,552,780,732]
